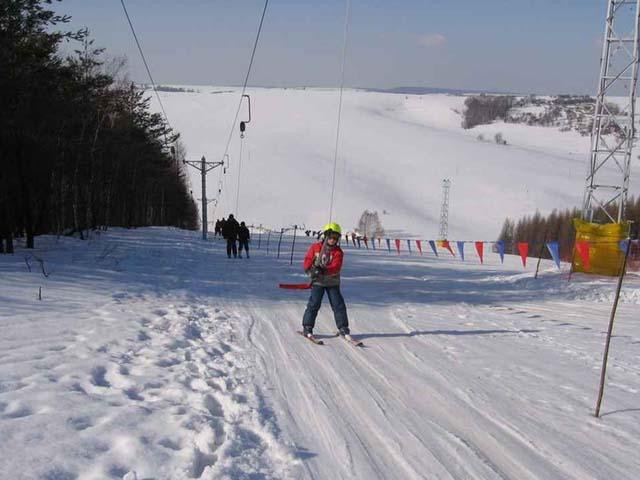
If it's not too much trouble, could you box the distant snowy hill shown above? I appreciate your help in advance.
[148,87,638,239]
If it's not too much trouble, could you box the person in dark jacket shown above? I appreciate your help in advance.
[238,221,251,258]
[221,214,240,258]
[301,222,350,338]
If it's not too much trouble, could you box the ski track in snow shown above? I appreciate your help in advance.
[0,230,299,480]
[1,228,640,479]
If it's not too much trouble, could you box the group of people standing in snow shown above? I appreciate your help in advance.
[214,215,251,259]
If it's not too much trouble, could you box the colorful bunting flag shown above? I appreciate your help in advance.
[518,242,529,267]
[619,239,630,253]
[395,239,401,255]
[416,240,423,255]
[429,240,438,256]
[351,233,356,247]
[496,241,505,264]
[363,237,369,249]
[546,241,560,269]
[356,237,361,249]
[475,241,484,264]
[372,237,376,250]
[576,240,590,270]
[378,238,381,247]
[386,238,391,253]
[457,241,465,261]
[406,239,412,254]
[439,240,455,256]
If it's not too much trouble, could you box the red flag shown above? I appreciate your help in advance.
[395,239,401,254]
[416,240,423,255]
[363,237,369,249]
[576,240,591,270]
[440,240,455,256]
[475,241,484,264]
[518,242,529,267]
[378,238,381,247]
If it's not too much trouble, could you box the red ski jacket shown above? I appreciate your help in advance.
[303,242,344,286]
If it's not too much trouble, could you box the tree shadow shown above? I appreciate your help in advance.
[600,407,640,418]
[293,446,318,460]
[355,328,541,341]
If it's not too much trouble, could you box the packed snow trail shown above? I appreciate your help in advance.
[1,228,639,479]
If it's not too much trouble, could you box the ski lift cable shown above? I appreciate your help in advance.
[328,0,352,222]
[214,0,269,212]
[119,0,172,132]
[235,137,245,217]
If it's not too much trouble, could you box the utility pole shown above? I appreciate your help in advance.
[583,0,640,223]
[438,179,451,240]
[184,155,224,240]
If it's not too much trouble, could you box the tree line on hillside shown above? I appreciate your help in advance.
[496,197,640,261]
[0,0,198,253]
[461,95,514,129]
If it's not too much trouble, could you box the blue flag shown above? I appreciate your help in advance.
[546,241,560,269]
[406,239,412,254]
[386,238,391,253]
[496,241,505,264]
[429,240,438,256]
[457,241,465,261]
[619,239,630,253]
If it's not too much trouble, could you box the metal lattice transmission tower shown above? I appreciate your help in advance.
[583,0,640,223]
[438,179,451,240]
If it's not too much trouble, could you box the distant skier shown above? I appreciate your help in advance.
[222,214,240,258]
[302,223,351,339]
[238,221,251,258]
[214,219,222,236]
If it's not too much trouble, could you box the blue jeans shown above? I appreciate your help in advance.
[302,285,349,332]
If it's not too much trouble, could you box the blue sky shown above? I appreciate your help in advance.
[56,1,609,94]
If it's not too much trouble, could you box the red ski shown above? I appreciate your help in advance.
[297,331,324,345]
[335,332,364,347]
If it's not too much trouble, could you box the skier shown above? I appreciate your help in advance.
[238,221,251,258]
[221,214,240,258]
[302,222,351,340]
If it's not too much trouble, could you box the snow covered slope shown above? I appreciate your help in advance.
[149,87,639,239]
[2,228,639,479]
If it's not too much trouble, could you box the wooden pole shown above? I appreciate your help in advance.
[266,230,271,255]
[290,225,297,265]
[594,236,632,417]
[534,231,548,280]
[277,228,284,259]
[257,224,262,250]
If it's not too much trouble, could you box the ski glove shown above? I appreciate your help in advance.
[308,266,325,279]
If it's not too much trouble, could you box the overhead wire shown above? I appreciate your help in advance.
[119,0,172,132]
[235,138,245,217]
[328,0,352,222]
[214,0,269,218]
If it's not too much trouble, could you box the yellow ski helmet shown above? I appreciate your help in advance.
[323,222,342,234]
